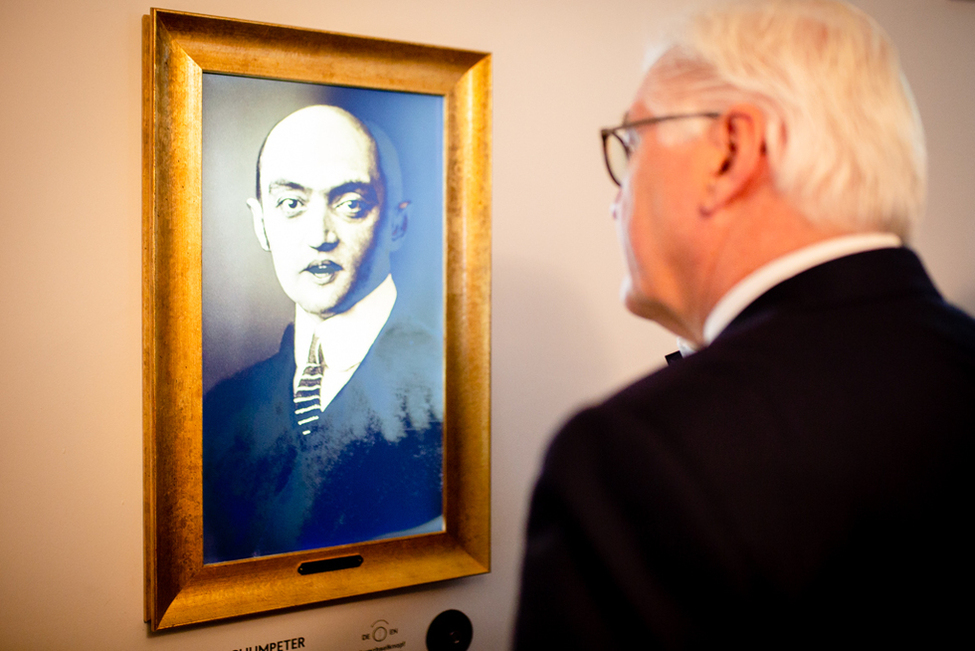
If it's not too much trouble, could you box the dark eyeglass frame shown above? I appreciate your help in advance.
[600,112,721,186]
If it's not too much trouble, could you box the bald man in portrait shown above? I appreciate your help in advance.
[202,105,443,563]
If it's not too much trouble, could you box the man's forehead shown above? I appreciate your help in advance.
[260,106,381,185]
[623,97,652,125]
[268,105,372,144]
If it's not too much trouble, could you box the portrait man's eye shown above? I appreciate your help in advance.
[333,193,375,219]
[275,195,306,217]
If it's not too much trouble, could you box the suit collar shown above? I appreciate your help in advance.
[704,233,902,343]
[719,247,940,341]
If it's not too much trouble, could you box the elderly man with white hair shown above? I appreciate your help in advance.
[515,1,974,647]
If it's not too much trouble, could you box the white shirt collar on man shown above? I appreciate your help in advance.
[293,274,397,409]
[698,232,903,346]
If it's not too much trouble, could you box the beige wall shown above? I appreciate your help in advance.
[1,0,972,649]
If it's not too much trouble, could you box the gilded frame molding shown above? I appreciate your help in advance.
[143,8,490,631]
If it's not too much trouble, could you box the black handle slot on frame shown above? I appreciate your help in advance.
[297,555,364,575]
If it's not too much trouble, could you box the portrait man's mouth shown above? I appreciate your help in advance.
[305,260,342,283]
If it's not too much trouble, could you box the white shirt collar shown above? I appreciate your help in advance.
[702,232,902,344]
[293,274,397,375]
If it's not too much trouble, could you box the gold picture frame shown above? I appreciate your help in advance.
[143,8,490,631]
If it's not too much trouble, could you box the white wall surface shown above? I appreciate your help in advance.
[1,0,972,649]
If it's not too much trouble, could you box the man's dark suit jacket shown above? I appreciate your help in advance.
[202,310,443,563]
[515,248,974,648]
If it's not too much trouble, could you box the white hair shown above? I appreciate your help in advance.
[643,0,926,240]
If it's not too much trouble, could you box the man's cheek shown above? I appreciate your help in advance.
[351,225,381,256]
[613,200,633,254]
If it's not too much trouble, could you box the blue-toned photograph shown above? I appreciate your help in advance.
[200,74,445,564]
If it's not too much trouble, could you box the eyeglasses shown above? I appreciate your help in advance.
[600,112,721,186]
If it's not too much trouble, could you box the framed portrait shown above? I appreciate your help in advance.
[143,8,490,630]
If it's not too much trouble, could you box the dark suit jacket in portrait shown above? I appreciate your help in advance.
[515,248,975,649]
[202,308,443,563]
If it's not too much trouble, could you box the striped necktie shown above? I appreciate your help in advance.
[294,335,323,436]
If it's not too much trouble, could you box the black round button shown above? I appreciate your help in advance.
[426,609,473,651]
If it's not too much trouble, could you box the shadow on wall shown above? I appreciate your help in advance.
[491,252,620,456]
[489,252,622,628]
[959,289,975,318]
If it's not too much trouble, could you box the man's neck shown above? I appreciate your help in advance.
[293,275,397,376]
[685,196,857,344]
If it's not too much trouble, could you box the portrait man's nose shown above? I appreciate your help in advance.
[306,201,341,252]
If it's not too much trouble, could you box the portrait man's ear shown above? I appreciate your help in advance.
[247,197,271,252]
[390,200,410,251]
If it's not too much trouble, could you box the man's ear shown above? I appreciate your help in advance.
[247,198,271,252]
[701,104,767,215]
[389,200,409,251]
